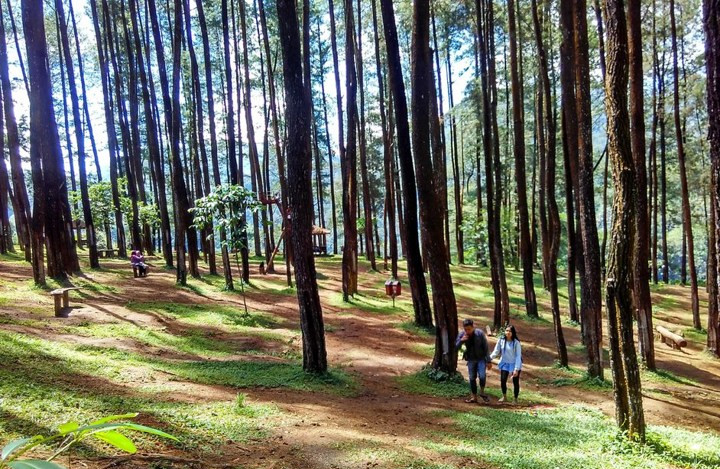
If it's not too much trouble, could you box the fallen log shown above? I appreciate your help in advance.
[655,325,687,350]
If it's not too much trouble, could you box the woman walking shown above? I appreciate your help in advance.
[490,325,522,404]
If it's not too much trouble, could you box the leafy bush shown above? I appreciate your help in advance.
[0,414,176,469]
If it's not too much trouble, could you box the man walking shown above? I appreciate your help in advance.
[456,318,492,403]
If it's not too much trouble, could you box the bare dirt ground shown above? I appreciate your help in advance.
[1,254,719,468]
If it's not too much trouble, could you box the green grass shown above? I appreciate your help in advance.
[0,331,279,454]
[397,368,553,404]
[0,250,26,265]
[410,343,435,358]
[535,365,613,391]
[684,327,708,343]
[396,369,469,399]
[64,322,238,358]
[125,301,288,342]
[0,278,59,308]
[330,292,409,315]
[642,368,699,387]
[149,359,357,396]
[422,405,720,469]
[396,320,436,337]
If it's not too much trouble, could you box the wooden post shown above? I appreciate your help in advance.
[54,294,62,316]
[62,290,69,308]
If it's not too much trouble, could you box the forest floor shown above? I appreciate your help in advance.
[1,250,720,469]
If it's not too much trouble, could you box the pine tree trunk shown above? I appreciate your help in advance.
[431,10,450,264]
[239,0,270,264]
[661,83,669,283]
[372,0,397,278]
[445,31,463,265]
[603,0,646,440]
[92,0,127,259]
[319,33,339,256]
[56,0,100,268]
[508,0,538,318]
[57,21,79,250]
[532,0,567,366]
[355,0,376,271]
[257,0,290,285]
[129,0,172,266]
[341,0,359,300]
[179,0,214,273]
[574,0,604,379]
[650,0,660,284]
[0,0,29,260]
[559,0,581,323]
[705,0,720,357]
[106,0,143,255]
[23,0,78,278]
[486,0,510,327]
[0,98,11,254]
[146,0,196,284]
[627,0,655,369]
[276,0,328,374]
[380,0,433,327]
[669,0,700,329]
[121,2,153,255]
[328,0,347,266]
[413,0,458,372]
[477,0,503,328]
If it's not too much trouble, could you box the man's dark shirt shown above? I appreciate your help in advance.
[455,328,491,362]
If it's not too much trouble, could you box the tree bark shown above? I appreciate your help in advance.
[603,0,646,441]
[477,0,508,328]
[669,0,700,329]
[55,0,100,268]
[0,0,30,261]
[486,0,510,327]
[129,0,172,266]
[68,0,101,182]
[258,0,290,285]
[372,0,397,278]
[508,0,538,319]
[650,0,659,285]
[147,0,197,283]
[705,0,720,357]
[380,0,433,327]
[341,0,359,300]
[627,0,655,369]
[276,0,328,373]
[531,0,567,366]
[0,95,10,254]
[92,0,127,259]
[413,0,458,372]
[355,0,376,271]
[572,0,604,380]
[445,27,463,265]
[23,0,79,279]
[239,0,270,265]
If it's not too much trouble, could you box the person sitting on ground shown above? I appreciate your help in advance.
[455,318,492,404]
[490,324,522,405]
[130,250,148,277]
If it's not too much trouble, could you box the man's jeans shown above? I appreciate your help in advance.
[467,360,487,395]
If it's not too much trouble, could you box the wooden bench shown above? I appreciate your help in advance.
[656,325,687,350]
[50,287,81,317]
[132,264,149,278]
[98,249,116,258]
[485,325,495,337]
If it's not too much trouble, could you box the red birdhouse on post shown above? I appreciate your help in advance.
[385,279,401,307]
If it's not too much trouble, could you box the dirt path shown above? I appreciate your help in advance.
[1,256,719,468]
